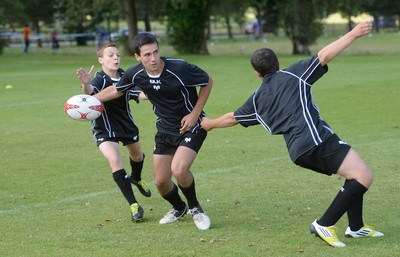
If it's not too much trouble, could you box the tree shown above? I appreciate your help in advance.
[123,0,139,55]
[336,0,367,31]
[0,0,55,48]
[22,0,57,47]
[279,0,325,55]
[210,0,248,39]
[363,0,400,32]
[56,0,95,46]
[262,0,280,34]
[167,0,210,55]
[0,0,26,31]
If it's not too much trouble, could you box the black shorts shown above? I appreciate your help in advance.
[153,130,207,155]
[294,134,351,176]
[96,135,140,147]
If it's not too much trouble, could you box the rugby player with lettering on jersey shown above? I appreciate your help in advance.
[94,34,213,230]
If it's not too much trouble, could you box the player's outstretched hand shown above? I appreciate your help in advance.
[76,65,95,85]
[352,21,372,38]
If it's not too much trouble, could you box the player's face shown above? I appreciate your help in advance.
[99,47,120,72]
[135,43,162,75]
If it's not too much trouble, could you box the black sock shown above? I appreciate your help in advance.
[130,153,144,182]
[162,183,186,211]
[318,179,367,227]
[113,169,137,205]
[178,178,199,209]
[347,185,364,231]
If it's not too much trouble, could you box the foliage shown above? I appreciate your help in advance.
[210,0,251,39]
[0,0,26,29]
[363,0,400,31]
[336,0,369,30]
[279,0,325,55]
[167,0,210,55]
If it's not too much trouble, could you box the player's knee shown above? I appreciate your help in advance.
[107,154,122,167]
[171,165,188,179]
[153,178,173,193]
[129,152,143,162]
[365,167,374,184]
[357,166,374,188]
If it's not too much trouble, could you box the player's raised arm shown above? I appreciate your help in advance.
[201,112,238,131]
[94,85,123,103]
[318,21,372,66]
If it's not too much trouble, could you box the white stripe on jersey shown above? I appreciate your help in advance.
[279,61,323,145]
[166,69,195,113]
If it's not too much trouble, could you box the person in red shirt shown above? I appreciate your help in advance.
[23,24,30,53]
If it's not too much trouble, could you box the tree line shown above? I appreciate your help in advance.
[0,0,399,55]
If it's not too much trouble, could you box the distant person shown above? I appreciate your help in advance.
[201,21,383,247]
[76,42,151,222]
[252,18,261,39]
[98,30,109,46]
[51,31,60,52]
[23,24,30,53]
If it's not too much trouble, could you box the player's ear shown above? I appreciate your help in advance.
[98,57,103,65]
[255,70,263,78]
[134,53,140,62]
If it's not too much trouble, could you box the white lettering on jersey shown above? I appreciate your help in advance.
[150,79,161,91]
[150,79,161,84]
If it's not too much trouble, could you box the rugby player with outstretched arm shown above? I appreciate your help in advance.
[201,21,383,247]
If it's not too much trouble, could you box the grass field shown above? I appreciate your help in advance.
[1,32,399,257]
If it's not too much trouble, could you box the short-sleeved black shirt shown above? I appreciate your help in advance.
[234,55,333,162]
[90,69,141,140]
[116,57,209,136]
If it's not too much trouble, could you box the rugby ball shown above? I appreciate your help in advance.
[64,94,103,121]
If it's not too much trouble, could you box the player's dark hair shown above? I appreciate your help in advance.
[97,42,119,57]
[250,48,279,77]
[133,33,159,55]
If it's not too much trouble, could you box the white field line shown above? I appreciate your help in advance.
[1,137,398,215]
[0,98,63,108]
[0,189,119,215]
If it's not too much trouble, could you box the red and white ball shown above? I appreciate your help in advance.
[64,94,103,121]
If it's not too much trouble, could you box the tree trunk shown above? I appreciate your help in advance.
[76,23,87,46]
[34,20,42,48]
[144,0,152,32]
[225,15,233,39]
[124,0,138,56]
[197,38,209,55]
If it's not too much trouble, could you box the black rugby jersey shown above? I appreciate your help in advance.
[90,69,141,140]
[116,57,209,136]
[234,55,334,162]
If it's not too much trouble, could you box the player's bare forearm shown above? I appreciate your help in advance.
[94,85,123,103]
[318,21,372,66]
[201,112,238,131]
[193,77,213,117]
[180,77,213,133]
